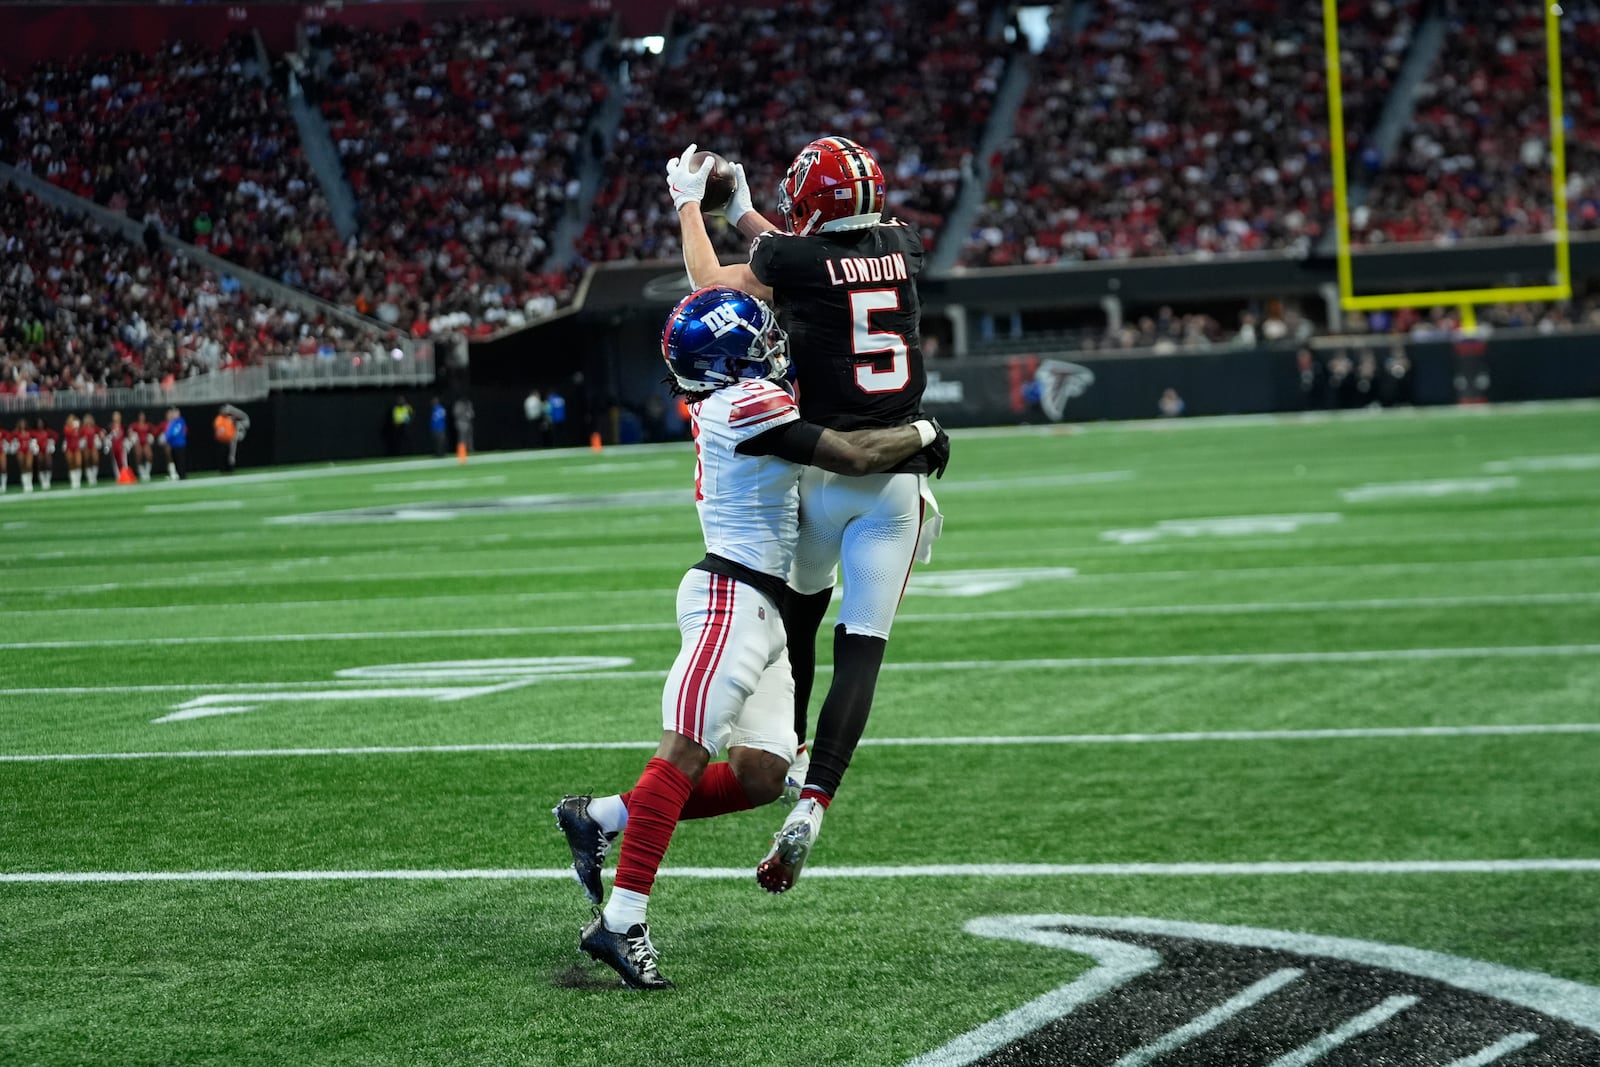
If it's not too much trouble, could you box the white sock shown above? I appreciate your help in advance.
[40,471,50,489]
[139,464,150,481]
[588,794,629,834]
[168,463,177,480]
[85,467,98,485]
[0,473,7,491]
[602,887,650,931]
[69,469,81,489]
[22,477,32,492]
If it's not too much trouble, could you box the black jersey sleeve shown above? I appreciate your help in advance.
[735,419,825,464]
[749,230,826,289]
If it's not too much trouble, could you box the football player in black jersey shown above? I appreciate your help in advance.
[667,136,951,893]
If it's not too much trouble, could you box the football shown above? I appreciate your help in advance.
[691,150,736,214]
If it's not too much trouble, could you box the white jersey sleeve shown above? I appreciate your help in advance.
[690,380,804,581]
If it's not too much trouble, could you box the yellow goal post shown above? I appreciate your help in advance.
[1323,0,1571,326]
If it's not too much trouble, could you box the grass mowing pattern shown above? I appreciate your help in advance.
[2,404,1598,1065]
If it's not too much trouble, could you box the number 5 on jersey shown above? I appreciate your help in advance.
[850,289,910,394]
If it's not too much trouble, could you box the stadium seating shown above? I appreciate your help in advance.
[0,185,382,395]
[0,0,1588,374]
[961,0,1419,266]
[307,16,607,332]
[3,39,342,297]
[1356,4,1600,243]
[579,0,1010,263]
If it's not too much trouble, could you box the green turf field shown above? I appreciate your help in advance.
[2,402,1598,1066]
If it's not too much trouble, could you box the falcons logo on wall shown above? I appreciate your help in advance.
[1037,360,1095,422]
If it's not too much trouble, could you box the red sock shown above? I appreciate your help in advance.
[679,762,753,820]
[799,786,833,809]
[612,758,694,896]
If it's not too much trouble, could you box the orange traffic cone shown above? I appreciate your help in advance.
[589,431,603,453]
[456,442,468,464]
[116,465,136,485]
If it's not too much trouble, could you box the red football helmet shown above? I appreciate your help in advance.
[776,136,886,236]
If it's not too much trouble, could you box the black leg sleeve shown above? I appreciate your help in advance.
[781,587,835,743]
[804,625,888,799]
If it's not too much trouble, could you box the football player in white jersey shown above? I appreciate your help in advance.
[554,286,947,990]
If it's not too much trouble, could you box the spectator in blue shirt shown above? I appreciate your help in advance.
[161,407,189,480]
[430,398,448,457]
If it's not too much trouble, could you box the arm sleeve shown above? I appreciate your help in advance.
[736,419,825,463]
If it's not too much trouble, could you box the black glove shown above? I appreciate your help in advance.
[922,415,950,479]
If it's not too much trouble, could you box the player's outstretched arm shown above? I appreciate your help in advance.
[812,420,940,476]
[678,203,772,301]
[667,145,773,299]
[739,416,945,476]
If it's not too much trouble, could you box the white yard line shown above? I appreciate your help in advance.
[143,500,247,513]
[1340,478,1519,503]
[7,589,1593,622]
[1442,1033,1540,1067]
[18,550,1600,601]
[2,860,1597,885]
[4,723,1596,763]
[1111,968,1304,1067]
[1265,995,1419,1066]
[11,608,1600,658]
[946,399,1600,439]
[13,553,1600,598]
[5,644,1600,694]
[876,645,1600,671]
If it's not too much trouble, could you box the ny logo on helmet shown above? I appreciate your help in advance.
[698,302,744,338]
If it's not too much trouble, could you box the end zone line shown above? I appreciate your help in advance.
[3,860,1598,884]
[3,723,1596,763]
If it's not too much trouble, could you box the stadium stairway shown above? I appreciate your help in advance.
[927,42,1033,275]
[1317,1,1446,254]
[283,69,360,241]
[545,42,627,273]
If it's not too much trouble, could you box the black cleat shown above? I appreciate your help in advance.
[579,914,674,990]
[553,795,615,905]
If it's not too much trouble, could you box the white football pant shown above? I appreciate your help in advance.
[790,469,924,640]
[661,569,797,761]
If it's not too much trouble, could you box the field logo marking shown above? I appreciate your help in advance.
[151,657,633,723]
[907,915,1600,1066]
[1340,477,1519,503]
[1101,513,1342,545]
[904,567,1078,598]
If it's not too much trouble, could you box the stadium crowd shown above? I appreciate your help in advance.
[962,0,1420,266]
[581,0,1009,263]
[0,185,386,396]
[2,1,1598,404]
[1354,2,1600,243]
[2,38,344,293]
[306,15,607,330]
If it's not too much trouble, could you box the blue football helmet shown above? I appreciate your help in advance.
[662,286,790,392]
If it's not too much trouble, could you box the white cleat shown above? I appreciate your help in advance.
[756,798,825,894]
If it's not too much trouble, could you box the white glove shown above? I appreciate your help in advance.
[665,143,712,212]
[724,162,755,228]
